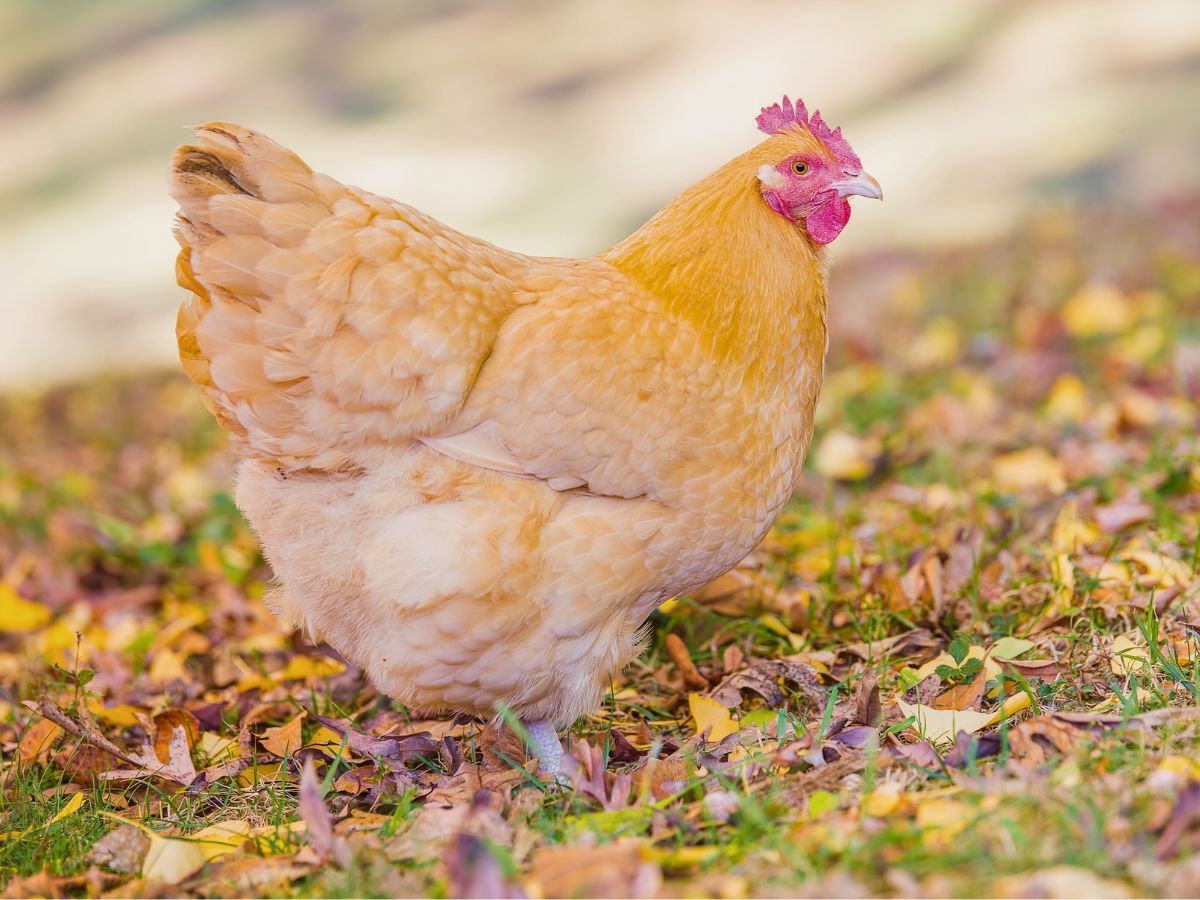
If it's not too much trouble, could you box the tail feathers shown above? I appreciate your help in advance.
[170,123,332,451]
[170,122,319,211]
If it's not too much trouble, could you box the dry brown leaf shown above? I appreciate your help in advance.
[299,757,352,868]
[260,712,305,759]
[18,719,61,763]
[55,745,119,785]
[932,666,987,711]
[89,825,151,874]
[152,709,199,765]
[664,633,708,690]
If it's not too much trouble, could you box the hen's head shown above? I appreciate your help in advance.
[755,95,880,245]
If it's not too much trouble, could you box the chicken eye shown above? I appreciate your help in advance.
[792,161,809,175]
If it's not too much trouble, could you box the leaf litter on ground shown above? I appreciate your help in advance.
[0,200,1199,896]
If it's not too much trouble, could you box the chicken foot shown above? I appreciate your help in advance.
[523,717,565,779]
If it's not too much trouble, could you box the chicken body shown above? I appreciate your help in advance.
[171,117,855,751]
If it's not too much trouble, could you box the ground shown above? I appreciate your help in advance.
[0,200,1198,898]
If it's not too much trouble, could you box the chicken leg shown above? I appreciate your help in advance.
[523,718,565,779]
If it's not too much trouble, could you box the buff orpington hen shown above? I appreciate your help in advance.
[170,96,880,775]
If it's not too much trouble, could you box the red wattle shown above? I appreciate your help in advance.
[804,198,851,245]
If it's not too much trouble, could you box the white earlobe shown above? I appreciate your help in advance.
[757,164,786,189]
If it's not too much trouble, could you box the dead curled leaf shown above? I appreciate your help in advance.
[707,658,825,709]
[309,712,446,771]
[664,632,708,690]
[931,666,987,711]
[151,709,199,764]
[299,757,352,869]
[89,825,151,874]
[839,628,938,661]
[562,739,633,811]
[18,718,61,763]
[443,791,525,899]
[29,698,197,785]
[259,712,305,758]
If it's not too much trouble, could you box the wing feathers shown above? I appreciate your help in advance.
[171,122,530,469]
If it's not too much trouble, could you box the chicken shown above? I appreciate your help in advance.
[170,95,879,774]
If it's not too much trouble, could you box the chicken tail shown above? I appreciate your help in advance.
[169,123,334,454]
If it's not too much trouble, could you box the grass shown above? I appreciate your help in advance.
[0,199,1198,896]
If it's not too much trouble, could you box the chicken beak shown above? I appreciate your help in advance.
[831,171,883,201]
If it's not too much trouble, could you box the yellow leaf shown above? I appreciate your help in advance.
[199,733,239,762]
[1109,634,1148,676]
[1096,561,1130,584]
[1061,282,1133,337]
[260,713,306,758]
[40,619,86,665]
[813,430,879,481]
[898,693,1030,745]
[0,584,51,633]
[908,317,962,367]
[757,614,803,649]
[657,598,679,614]
[992,448,1066,495]
[141,820,251,884]
[990,637,1034,660]
[48,791,85,825]
[688,694,738,743]
[90,703,143,728]
[0,791,85,841]
[1124,550,1192,589]
[1045,374,1089,421]
[304,726,347,753]
[916,645,1000,683]
[862,784,902,817]
[238,759,292,788]
[147,648,188,685]
[277,656,346,682]
[1051,501,1098,553]
[916,797,974,848]
[807,790,839,817]
[1051,553,1075,611]
[1115,322,1166,365]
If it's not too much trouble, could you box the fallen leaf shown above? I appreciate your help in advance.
[260,712,305,758]
[992,447,1067,495]
[1109,634,1149,676]
[995,865,1133,898]
[898,693,1031,745]
[1094,500,1153,532]
[862,784,903,817]
[147,648,188,686]
[19,719,61,763]
[1045,373,1089,421]
[916,796,975,848]
[0,791,85,842]
[932,666,986,711]
[0,584,51,633]
[813,430,880,481]
[664,633,707,690]
[140,819,253,884]
[990,636,1034,660]
[90,825,151,874]
[688,694,738,743]
[1061,282,1133,337]
[299,757,351,868]
[152,709,199,765]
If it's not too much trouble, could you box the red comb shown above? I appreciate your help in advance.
[756,95,861,171]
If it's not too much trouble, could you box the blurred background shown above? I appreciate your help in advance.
[1,0,1199,387]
